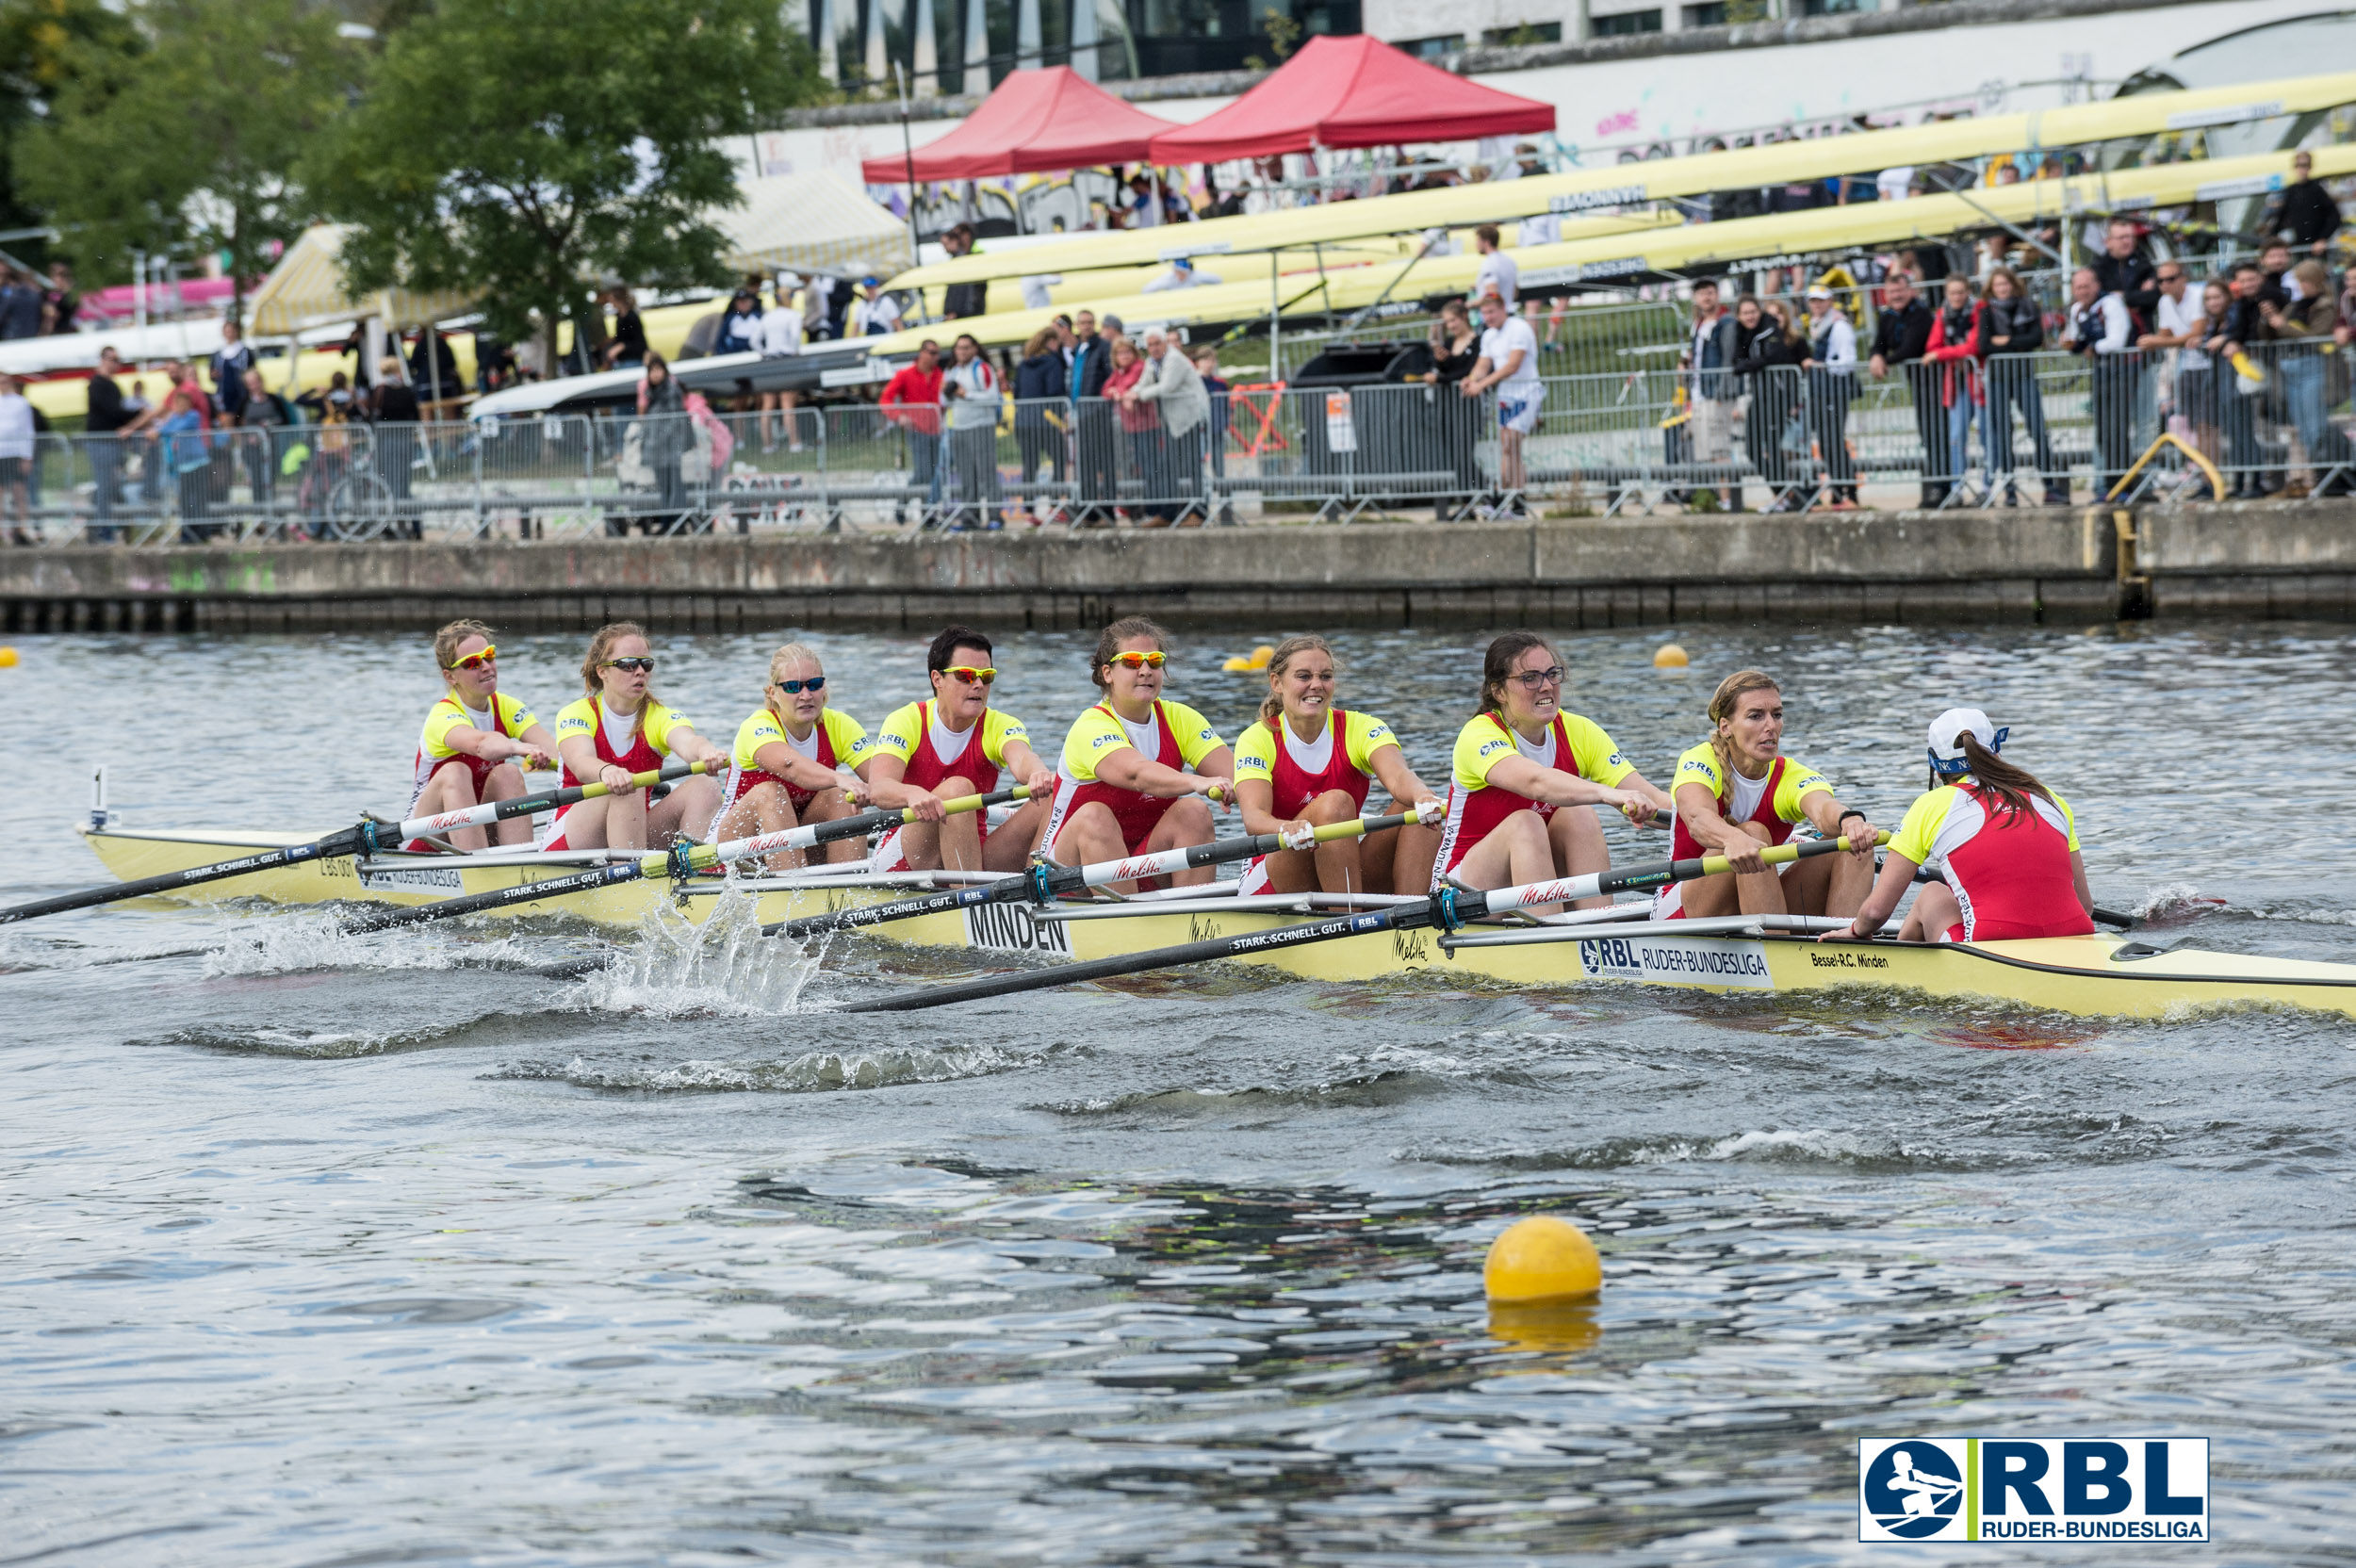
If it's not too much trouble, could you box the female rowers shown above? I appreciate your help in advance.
[1232,635,1443,896]
[706,642,882,870]
[1435,631,1668,910]
[1039,616,1235,892]
[1828,708,2092,944]
[868,625,1056,874]
[544,622,727,852]
[1662,668,1877,920]
[406,618,558,851]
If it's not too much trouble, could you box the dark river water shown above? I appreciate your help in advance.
[6,622,2354,1567]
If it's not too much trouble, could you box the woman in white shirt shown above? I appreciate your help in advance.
[756,290,805,453]
[2140,263,2213,493]
[1800,286,1860,510]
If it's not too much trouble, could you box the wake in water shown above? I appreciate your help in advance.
[568,881,828,1018]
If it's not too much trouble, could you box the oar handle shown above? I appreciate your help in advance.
[397,758,711,841]
[679,784,1027,874]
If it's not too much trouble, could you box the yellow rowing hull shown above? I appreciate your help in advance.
[74,826,2356,1020]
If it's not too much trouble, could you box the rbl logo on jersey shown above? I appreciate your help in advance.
[1858,1438,2207,1544]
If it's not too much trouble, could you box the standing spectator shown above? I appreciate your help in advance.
[1976,267,2067,507]
[84,346,129,542]
[238,368,295,528]
[2063,265,2138,501]
[602,289,648,369]
[2266,150,2343,258]
[1012,326,1067,523]
[1868,272,1942,506]
[1462,290,1542,517]
[1424,299,1482,515]
[938,333,1004,530]
[1924,274,1988,504]
[941,225,989,319]
[1067,309,1117,522]
[632,352,688,532]
[1684,280,1741,511]
[850,278,901,337]
[716,291,762,356]
[210,318,256,425]
[1801,286,1860,510]
[155,389,214,543]
[41,262,77,335]
[757,289,806,452]
[1732,297,1804,511]
[1472,224,1519,312]
[878,340,944,526]
[2259,258,2348,496]
[1124,327,1207,525]
[410,328,462,408]
[2141,262,2214,497]
[0,374,32,543]
[372,357,422,537]
[2090,219,2159,329]
[1104,335,1152,524]
[0,270,40,340]
[1191,343,1232,495]
[2180,279,2230,483]
[802,273,837,343]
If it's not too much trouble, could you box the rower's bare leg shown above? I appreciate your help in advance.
[1382,806,1442,897]
[601,787,650,854]
[711,781,800,872]
[1048,800,1136,891]
[646,775,722,850]
[797,787,868,865]
[1264,788,1364,895]
[1144,796,1217,887]
[1676,820,1783,919]
[1546,804,1614,910]
[900,772,982,873]
[415,761,489,853]
[1900,881,1961,942]
[481,762,537,847]
[1449,808,1558,913]
[981,797,1051,874]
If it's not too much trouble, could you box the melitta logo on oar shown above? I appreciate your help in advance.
[1857,1438,2208,1544]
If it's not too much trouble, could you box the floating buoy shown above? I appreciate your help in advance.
[0,646,18,668]
[1222,643,1277,672]
[1653,644,1689,669]
[1483,1214,1601,1303]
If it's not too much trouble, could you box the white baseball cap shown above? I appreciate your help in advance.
[1926,708,2007,776]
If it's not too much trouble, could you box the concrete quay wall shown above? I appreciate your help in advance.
[2,503,2352,636]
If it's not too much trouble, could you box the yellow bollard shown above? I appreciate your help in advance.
[1483,1214,1601,1303]
[0,646,18,668]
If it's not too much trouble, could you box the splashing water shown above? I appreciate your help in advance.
[571,880,827,1018]
[2134,881,2229,923]
[200,909,545,977]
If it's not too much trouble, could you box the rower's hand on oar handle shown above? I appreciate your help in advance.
[1279,818,1317,851]
[1836,812,1881,860]
[1198,776,1236,808]
[1412,796,1444,825]
[1020,766,1055,796]
[906,789,948,825]
[597,763,640,795]
[1602,788,1653,829]
[837,774,874,808]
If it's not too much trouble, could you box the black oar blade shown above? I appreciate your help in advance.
[0,826,363,927]
[339,861,646,935]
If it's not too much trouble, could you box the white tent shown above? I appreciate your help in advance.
[712,170,912,281]
[247,224,478,336]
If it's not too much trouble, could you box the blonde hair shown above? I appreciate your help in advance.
[1707,669,1781,785]
[766,641,822,688]
[579,621,650,695]
[434,618,496,674]
[1260,635,1339,725]
[1089,616,1170,690]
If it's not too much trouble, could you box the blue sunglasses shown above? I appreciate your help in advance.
[775,676,826,694]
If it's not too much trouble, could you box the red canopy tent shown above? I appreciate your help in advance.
[860,67,1178,183]
[1145,35,1555,165]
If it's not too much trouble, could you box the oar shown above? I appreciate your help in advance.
[0,760,716,926]
[837,833,1885,1014]
[335,787,1028,937]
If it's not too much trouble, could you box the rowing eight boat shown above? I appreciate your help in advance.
[69,823,2356,1019]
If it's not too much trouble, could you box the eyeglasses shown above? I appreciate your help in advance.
[1107,650,1167,670]
[774,676,826,694]
[601,657,656,674]
[1512,666,1566,688]
[447,645,497,671]
[2156,272,2184,284]
[940,665,996,685]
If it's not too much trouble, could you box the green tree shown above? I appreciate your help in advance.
[313,0,822,366]
[14,0,353,317]
[0,0,143,259]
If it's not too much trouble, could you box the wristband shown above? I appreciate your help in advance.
[1839,808,1867,827]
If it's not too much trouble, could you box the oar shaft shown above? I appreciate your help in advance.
[1475,833,1880,918]
[394,758,707,840]
[0,829,363,925]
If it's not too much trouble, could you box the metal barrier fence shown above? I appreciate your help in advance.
[7,340,2345,543]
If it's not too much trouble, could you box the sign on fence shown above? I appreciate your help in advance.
[1323,390,1357,454]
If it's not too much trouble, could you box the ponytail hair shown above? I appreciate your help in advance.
[579,621,650,696]
[1707,669,1780,784]
[1476,630,1557,716]
[1260,634,1337,725]
[1089,615,1172,690]
[1955,730,2054,820]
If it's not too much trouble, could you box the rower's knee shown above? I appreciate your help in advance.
[1305,789,1357,824]
[1737,819,1775,844]
[1165,797,1213,839]
[935,774,980,803]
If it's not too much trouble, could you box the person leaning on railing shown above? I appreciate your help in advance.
[2138,262,2216,501]
[1123,328,1208,529]
[1423,298,1482,518]
[1799,286,1860,511]
[1731,297,1805,513]
[83,346,129,543]
[2063,266,2140,502]
[2257,258,2351,498]
[2205,263,2276,499]
[1975,267,2068,508]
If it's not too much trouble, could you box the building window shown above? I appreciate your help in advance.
[1800,0,1876,13]
[1481,20,1561,42]
[1590,8,1661,33]
[1396,32,1464,56]
[1683,1,1726,23]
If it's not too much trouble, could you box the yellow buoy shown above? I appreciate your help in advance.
[1221,643,1277,673]
[1483,1215,1601,1303]
[0,645,18,668]
[1653,643,1689,669]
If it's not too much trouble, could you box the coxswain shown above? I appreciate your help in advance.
[1232,635,1443,896]
[1662,668,1876,920]
[544,622,726,852]
[1434,631,1668,910]
[706,642,881,871]
[1829,708,2093,944]
[868,625,1055,873]
[406,618,558,851]
[1039,616,1235,892]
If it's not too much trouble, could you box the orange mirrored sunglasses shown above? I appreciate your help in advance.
[941,665,997,684]
[448,645,497,670]
[1107,650,1167,669]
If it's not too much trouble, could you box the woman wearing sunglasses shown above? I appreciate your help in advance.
[868,625,1056,874]
[1435,631,1669,910]
[546,622,727,852]
[1660,668,1877,921]
[404,618,560,851]
[1038,616,1235,892]
[1232,634,1445,898]
[706,642,882,870]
